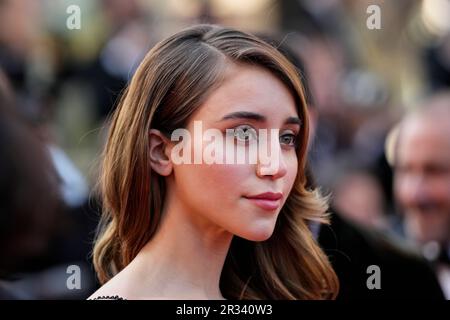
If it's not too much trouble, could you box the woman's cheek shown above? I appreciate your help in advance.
[285,154,299,191]
[201,163,250,192]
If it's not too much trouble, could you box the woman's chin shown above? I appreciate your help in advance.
[238,225,276,242]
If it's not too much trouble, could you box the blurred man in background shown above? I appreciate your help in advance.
[272,37,445,300]
[393,92,450,298]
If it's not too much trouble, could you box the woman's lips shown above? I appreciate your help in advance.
[244,192,283,211]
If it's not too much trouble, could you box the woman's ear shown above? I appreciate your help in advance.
[149,129,173,176]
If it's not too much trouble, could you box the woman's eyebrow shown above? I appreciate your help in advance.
[219,111,265,122]
[285,116,302,126]
[219,111,302,126]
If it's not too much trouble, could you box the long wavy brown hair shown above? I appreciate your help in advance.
[93,24,338,299]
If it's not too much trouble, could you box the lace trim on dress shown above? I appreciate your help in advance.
[91,295,126,300]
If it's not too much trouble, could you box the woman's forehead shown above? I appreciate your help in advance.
[192,63,299,121]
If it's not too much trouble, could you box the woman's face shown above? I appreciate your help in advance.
[167,63,301,241]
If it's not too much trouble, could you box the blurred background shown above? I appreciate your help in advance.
[0,0,449,299]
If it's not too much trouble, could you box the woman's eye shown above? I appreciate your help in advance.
[234,125,258,142]
[280,133,297,147]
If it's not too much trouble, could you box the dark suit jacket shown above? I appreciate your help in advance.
[318,212,445,299]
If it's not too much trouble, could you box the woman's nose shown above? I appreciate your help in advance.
[256,144,288,179]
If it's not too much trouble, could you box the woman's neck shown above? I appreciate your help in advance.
[124,197,233,299]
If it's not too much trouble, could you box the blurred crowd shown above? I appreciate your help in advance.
[0,0,449,299]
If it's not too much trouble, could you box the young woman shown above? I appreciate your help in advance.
[90,24,338,300]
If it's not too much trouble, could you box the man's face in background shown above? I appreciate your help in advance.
[394,112,450,245]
